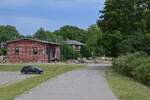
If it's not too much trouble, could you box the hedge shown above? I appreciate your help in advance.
[113,52,150,86]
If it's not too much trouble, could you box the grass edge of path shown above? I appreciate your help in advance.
[105,69,150,100]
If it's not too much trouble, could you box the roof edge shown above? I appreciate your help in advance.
[6,38,61,45]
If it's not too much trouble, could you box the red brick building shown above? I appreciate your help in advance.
[6,38,61,63]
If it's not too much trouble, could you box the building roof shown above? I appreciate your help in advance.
[6,38,60,45]
[64,40,84,46]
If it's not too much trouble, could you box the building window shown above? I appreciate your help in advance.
[15,47,19,55]
[33,47,38,55]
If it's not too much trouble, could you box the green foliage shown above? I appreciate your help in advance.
[85,24,105,56]
[98,0,150,34]
[118,33,150,55]
[113,52,150,86]
[61,44,81,60]
[97,0,150,57]
[54,25,87,42]
[135,61,150,85]
[0,48,7,55]
[80,45,95,58]
[102,31,123,57]
[0,25,21,43]
[33,27,63,43]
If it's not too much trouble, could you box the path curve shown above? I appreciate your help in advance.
[16,64,117,100]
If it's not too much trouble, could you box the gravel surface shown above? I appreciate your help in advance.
[0,72,34,87]
[16,64,117,100]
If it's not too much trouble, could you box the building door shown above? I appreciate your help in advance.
[47,47,55,63]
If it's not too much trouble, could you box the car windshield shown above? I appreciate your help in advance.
[32,66,42,70]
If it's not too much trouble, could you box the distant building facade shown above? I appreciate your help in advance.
[6,38,60,63]
[64,40,84,52]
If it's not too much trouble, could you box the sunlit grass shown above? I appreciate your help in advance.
[105,69,150,100]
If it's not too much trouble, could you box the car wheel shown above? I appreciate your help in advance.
[22,71,27,74]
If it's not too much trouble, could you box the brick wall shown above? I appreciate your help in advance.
[7,40,48,63]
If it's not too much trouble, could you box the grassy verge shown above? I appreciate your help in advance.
[105,69,150,100]
[0,64,83,100]
[0,64,23,71]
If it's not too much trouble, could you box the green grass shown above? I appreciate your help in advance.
[0,64,83,100]
[0,64,23,71]
[105,69,150,100]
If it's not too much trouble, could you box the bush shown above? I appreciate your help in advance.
[80,45,95,58]
[135,61,150,86]
[113,52,150,86]
[0,48,7,55]
[113,52,147,77]
[61,44,81,60]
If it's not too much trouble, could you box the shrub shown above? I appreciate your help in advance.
[0,48,7,55]
[135,61,150,86]
[113,52,150,86]
[61,44,81,60]
[113,52,147,77]
[80,45,95,58]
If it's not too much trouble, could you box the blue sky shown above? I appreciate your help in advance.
[0,0,105,35]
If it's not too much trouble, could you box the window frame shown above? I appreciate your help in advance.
[15,47,20,55]
[33,47,38,55]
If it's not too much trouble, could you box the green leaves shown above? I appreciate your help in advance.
[54,25,87,43]
[0,25,21,43]
[113,52,150,86]
[33,27,63,43]
[98,0,150,33]
[61,44,81,60]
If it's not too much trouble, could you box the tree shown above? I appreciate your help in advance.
[54,25,87,43]
[33,28,63,43]
[86,24,104,56]
[80,45,95,58]
[0,48,7,55]
[102,31,123,57]
[0,25,21,43]
[96,0,150,57]
[33,28,47,40]
[98,0,150,34]
[61,44,81,60]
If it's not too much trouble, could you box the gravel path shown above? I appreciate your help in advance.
[0,72,34,87]
[16,64,117,100]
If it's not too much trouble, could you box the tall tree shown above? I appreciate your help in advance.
[96,0,150,57]
[0,25,20,43]
[85,24,104,56]
[98,0,150,34]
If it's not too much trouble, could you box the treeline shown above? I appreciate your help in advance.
[1,0,150,59]
[0,25,104,59]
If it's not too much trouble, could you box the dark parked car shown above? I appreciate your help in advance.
[21,65,43,74]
